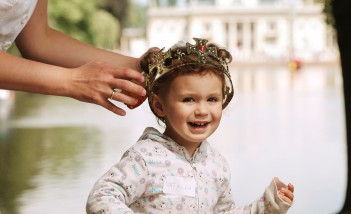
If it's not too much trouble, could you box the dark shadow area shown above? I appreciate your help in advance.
[332,0,351,213]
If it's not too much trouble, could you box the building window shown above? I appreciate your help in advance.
[265,21,277,44]
[236,22,243,48]
[233,0,242,5]
[204,22,211,32]
[225,22,230,48]
[198,0,215,5]
[250,22,255,50]
[260,0,278,4]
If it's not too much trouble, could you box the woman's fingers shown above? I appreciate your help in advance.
[69,61,149,115]
[109,88,138,106]
[139,47,161,73]
[112,67,145,83]
[111,78,146,98]
[99,99,127,116]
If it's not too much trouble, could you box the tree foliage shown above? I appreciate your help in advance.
[97,0,147,43]
[322,0,335,28]
[48,0,120,49]
[100,0,129,28]
[100,0,147,41]
[126,1,147,28]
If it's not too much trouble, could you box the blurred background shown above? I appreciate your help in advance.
[0,0,345,213]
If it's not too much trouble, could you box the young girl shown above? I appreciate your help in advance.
[86,38,294,214]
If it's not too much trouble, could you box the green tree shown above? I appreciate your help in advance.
[126,1,147,28]
[100,0,147,44]
[322,0,335,27]
[100,0,129,40]
[48,0,119,49]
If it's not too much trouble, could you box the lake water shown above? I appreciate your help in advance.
[0,63,346,214]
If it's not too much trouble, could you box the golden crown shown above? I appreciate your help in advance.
[145,37,234,110]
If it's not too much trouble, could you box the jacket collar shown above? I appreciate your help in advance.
[139,127,210,162]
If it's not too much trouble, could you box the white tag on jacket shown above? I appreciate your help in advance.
[163,176,196,197]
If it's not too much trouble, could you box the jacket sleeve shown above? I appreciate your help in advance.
[216,179,292,214]
[86,149,148,214]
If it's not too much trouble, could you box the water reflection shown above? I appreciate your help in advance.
[0,126,100,214]
[231,64,342,93]
[0,64,346,214]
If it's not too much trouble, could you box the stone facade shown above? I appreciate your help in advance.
[144,0,337,63]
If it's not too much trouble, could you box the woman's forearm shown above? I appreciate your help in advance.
[0,51,70,96]
[18,27,140,71]
[1,0,147,115]
[0,50,147,115]
[15,0,140,71]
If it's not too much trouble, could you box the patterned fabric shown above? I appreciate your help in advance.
[0,0,38,51]
[86,127,291,214]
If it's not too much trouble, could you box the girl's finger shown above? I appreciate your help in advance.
[288,183,295,192]
[280,194,293,205]
[281,188,294,201]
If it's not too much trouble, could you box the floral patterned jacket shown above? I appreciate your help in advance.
[86,127,291,214]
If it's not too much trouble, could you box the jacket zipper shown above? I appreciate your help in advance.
[183,148,200,213]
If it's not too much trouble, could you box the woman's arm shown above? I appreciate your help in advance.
[0,50,145,115]
[0,0,148,115]
[16,0,140,70]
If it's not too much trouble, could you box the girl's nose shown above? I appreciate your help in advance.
[194,103,208,116]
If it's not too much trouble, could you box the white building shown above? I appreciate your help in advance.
[144,0,337,63]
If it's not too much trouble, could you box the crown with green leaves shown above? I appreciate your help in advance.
[146,37,234,110]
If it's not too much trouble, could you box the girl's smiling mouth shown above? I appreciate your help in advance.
[188,122,209,128]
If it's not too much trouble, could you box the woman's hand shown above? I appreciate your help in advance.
[139,47,161,74]
[67,61,146,116]
[274,177,294,205]
[121,47,161,109]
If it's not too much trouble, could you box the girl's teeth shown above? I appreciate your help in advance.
[191,122,206,126]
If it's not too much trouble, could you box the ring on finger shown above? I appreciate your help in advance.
[109,88,122,100]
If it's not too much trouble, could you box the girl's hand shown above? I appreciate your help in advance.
[67,61,146,116]
[274,177,294,205]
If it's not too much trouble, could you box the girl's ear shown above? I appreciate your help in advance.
[151,93,165,117]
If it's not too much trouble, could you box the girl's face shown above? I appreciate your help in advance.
[152,71,223,156]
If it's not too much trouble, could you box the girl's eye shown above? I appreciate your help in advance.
[183,97,194,103]
[208,97,219,102]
